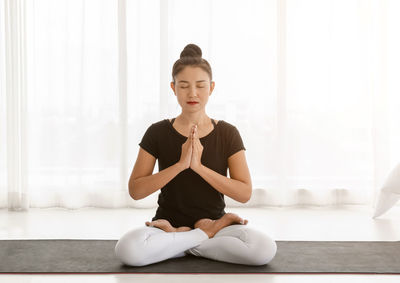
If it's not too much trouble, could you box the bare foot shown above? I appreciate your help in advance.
[176,226,192,232]
[194,213,248,238]
[145,219,191,232]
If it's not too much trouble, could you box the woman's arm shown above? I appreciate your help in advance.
[194,150,252,203]
[129,148,185,200]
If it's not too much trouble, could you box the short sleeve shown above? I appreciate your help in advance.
[138,124,159,159]
[226,126,246,159]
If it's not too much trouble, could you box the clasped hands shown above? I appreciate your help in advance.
[178,124,204,172]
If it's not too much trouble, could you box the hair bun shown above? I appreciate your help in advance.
[180,44,202,59]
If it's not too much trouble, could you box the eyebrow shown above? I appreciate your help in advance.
[178,80,207,83]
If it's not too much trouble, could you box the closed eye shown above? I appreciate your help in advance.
[180,86,205,89]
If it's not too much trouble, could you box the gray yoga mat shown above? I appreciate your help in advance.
[1,240,399,274]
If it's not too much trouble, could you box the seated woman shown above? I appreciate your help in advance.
[115,43,277,267]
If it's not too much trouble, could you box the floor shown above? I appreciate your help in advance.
[1,205,400,283]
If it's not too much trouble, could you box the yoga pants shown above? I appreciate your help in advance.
[114,224,277,266]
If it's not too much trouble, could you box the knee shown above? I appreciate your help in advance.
[114,227,151,267]
[247,231,277,266]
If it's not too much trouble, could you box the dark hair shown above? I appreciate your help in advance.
[171,43,213,84]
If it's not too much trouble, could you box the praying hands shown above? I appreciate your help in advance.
[178,124,204,173]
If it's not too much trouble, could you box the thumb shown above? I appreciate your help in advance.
[193,125,197,139]
[187,127,194,143]
[191,126,196,140]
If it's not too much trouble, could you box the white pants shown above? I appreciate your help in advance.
[114,224,277,266]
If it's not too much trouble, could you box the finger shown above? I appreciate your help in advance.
[193,125,198,139]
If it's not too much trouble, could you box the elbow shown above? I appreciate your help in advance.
[130,192,141,201]
[129,190,142,201]
[128,181,142,201]
[239,186,252,204]
[240,196,251,204]
[132,195,142,201]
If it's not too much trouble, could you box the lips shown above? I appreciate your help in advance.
[187,101,199,105]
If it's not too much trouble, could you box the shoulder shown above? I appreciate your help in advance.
[148,119,169,128]
[215,120,243,142]
[216,119,240,132]
[143,119,169,134]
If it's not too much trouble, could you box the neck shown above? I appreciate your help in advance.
[176,112,209,127]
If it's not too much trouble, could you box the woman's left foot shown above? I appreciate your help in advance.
[145,219,191,232]
[194,213,248,238]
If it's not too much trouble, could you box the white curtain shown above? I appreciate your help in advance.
[1,0,400,210]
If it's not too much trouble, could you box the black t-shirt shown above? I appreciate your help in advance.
[138,118,246,229]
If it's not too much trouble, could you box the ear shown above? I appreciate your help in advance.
[209,81,215,95]
[170,82,176,95]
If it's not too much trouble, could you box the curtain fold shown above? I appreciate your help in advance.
[1,0,399,210]
[3,0,29,210]
[117,0,128,204]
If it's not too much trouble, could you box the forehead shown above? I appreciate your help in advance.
[176,66,209,83]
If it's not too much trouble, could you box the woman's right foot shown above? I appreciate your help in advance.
[194,213,248,238]
[145,219,191,232]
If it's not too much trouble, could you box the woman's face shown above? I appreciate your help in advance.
[170,66,215,113]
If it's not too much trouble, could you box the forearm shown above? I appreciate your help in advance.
[129,162,185,200]
[195,165,252,203]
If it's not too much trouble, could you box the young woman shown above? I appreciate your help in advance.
[115,44,277,266]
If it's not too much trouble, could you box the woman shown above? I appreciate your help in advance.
[115,43,277,266]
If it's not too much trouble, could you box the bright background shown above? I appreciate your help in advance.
[1,0,400,210]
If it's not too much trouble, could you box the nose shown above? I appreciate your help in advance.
[188,86,198,97]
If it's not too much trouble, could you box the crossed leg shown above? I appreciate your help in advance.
[115,225,208,266]
[115,213,276,266]
[185,224,277,265]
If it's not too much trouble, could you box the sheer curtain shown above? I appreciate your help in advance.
[1,0,399,210]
